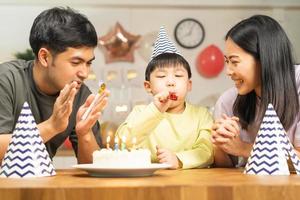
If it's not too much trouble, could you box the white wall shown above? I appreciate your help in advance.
[0,1,299,124]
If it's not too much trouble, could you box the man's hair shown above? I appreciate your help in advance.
[226,15,299,131]
[145,53,192,81]
[29,7,98,56]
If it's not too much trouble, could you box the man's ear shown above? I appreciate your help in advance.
[37,48,51,67]
[144,80,152,94]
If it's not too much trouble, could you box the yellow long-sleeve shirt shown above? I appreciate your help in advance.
[116,102,214,169]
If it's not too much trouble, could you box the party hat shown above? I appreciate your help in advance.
[151,26,180,60]
[0,102,56,178]
[244,104,300,175]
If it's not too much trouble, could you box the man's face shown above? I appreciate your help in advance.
[46,47,95,94]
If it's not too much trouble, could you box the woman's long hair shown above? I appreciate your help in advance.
[225,15,299,131]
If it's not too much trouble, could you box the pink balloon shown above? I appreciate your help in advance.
[196,45,224,78]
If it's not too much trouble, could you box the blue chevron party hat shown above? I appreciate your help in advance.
[0,102,56,178]
[150,26,180,60]
[244,104,300,175]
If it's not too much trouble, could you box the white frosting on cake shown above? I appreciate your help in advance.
[92,149,151,167]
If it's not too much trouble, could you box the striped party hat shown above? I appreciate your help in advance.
[0,102,56,178]
[151,26,180,60]
[244,104,300,175]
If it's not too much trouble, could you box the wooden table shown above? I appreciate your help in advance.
[0,168,300,200]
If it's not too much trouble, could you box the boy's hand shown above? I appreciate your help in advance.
[153,91,172,113]
[156,146,180,169]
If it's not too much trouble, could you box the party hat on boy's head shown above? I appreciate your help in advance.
[244,104,300,175]
[151,26,181,60]
[0,102,56,178]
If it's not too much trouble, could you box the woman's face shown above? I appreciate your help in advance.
[224,38,261,96]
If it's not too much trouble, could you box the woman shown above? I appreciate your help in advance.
[212,15,300,167]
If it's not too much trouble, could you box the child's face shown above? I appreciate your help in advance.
[224,38,261,96]
[144,64,192,106]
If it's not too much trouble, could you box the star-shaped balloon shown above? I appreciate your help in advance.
[99,22,140,64]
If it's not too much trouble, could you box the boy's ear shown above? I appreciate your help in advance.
[38,47,51,67]
[144,81,152,93]
[187,79,192,92]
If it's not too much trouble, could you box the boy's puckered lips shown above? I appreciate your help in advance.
[169,92,178,101]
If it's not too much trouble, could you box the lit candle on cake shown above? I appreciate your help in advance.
[121,136,126,150]
[106,136,111,149]
[114,137,119,151]
[132,137,137,150]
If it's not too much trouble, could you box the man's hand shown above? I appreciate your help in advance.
[156,146,181,169]
[48,81,77,134]
[75,89,109,137]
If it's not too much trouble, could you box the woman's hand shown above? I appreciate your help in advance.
[215,134,252,157]
[212,114,240,140]
[211,114,251,157]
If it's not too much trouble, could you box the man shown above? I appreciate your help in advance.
[0,7,109,164]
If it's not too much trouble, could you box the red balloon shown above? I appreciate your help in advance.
[63,138,72,149]
[196,45,224,78]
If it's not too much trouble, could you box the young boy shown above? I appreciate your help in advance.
[116,27,213,169]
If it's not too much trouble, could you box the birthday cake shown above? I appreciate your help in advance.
[92,149,151,168]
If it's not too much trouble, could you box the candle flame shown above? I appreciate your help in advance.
[114,137,119,143]
[122,136,126,143]
[106,135,111,143]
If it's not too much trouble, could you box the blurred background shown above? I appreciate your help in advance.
[1,0,299,167]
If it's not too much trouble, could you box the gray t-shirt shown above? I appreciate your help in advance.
[0,60,102,158]
[214,65,300,166]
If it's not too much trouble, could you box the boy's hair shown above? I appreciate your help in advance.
[145,53,192,81]
[226,15,299,131]
[29,7,98,57]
